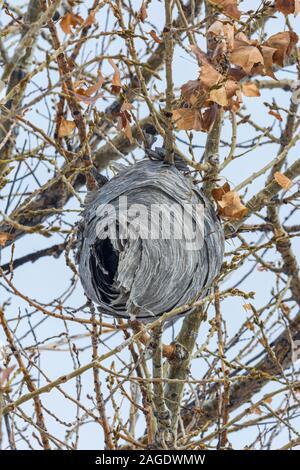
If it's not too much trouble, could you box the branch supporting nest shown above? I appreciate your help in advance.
[129,320,188,363]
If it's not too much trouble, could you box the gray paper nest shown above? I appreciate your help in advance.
[76,150,224,322]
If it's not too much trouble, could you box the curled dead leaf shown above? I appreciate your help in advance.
[72,90,102,105]
[245,321,255,331]
[260,45,277,79]
[0,232,14,247]
[173,104,219,133]
[138,1,148,22]
[60,12,83,34]
[149,29,162,44]
[84,72,105,96]
[73,72,104,104]
[230,43,264,74]
[108,59,121,94]
[265,31,299,67]
[58,118,76,137]
[209,80,240,108]
[172,108,203,131]
[181,79,201,105]
[243,303,253,311]
[209,86,229,107]
[201,103,220,132]
[200,63,223,89]
[118,101,133,142]
[212,182,248,220]
[212,182,230,201]
[218,191,248,219]
[274,171,292,189]
[269,110,283,121]
[84,11,96,27]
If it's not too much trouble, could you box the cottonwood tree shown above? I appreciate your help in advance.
[0,0,300,450]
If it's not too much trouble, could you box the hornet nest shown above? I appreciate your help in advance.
[76,148,224,322]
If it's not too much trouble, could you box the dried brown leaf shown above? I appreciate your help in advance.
[85,72,105,96]
[208,80,241,111]
[212,182,231,201]
[243,303,252,311]
[218,192,248,219]
[84,11,96,27]
[230,44,264,74]
[260,45,277,79]
[172,106,218,133]
[172,108,201,131]
[245,321,255,331]
[225,79,241,105]
[181,80,201,105]
[274,171,292,189]
[58,118,76,137]
[118,102,133,142]
[138,1,148,22]
[269,110,283,121]
[265,31,299,67]
[60,12,83,35]
[201,103,220,132]
[209,85,228,106]
[73,73,104,104]
[0,232,14,247]
[200,63,223,89]
[228,67,247,82]
[108,59,121,94]
[149,29,162,44]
